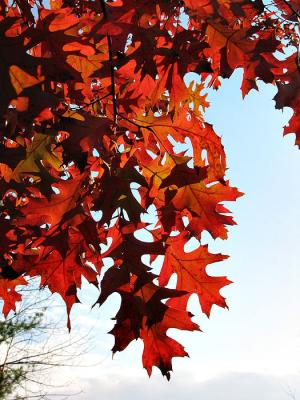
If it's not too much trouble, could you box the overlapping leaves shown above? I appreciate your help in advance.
[0,0,298,378]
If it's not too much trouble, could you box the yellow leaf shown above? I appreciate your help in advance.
[9,66,42,95]
[12,133,63,183]
[50,0,63,9]
[62,110,86,121]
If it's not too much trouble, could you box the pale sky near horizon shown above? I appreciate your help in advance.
[27,70,300,399]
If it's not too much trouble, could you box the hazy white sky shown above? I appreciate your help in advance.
[44,70,300,399]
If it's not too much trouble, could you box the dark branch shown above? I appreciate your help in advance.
[281,0,300,19]
[99,0,118,124]
[107,36,118,125]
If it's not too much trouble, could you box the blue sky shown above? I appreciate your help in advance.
[44,69,300,399]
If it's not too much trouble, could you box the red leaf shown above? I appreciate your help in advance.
[159,233,231,316]
[0,0,297,378]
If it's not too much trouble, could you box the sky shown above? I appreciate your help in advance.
[30,70,300,399]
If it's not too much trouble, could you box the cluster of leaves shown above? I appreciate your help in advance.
[0,0,298,378]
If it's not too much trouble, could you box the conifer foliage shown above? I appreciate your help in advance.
[0,0,298,378]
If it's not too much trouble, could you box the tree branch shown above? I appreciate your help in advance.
[281,0,300,19]
[100,0,118,125]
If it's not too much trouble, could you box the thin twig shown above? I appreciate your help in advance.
[99,0,118,125]
[68,92,111,116]
[107,36,118,125]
